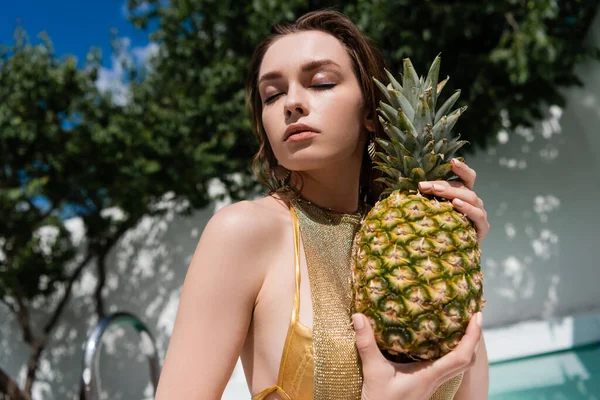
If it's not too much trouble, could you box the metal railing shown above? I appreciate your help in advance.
[80,311,161,400]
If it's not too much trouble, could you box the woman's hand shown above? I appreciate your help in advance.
[353,312,482,400]
[418,158,490,245]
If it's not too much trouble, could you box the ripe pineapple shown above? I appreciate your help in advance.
[352,56,485,361]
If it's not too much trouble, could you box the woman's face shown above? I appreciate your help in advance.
[258,30,371,172]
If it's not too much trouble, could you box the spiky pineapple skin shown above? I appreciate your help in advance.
[352,190,485,361]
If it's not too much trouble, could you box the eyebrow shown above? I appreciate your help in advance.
[258,59,341,86]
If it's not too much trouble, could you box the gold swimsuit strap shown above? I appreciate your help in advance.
[277,206,302,383]
[250,206,302,400]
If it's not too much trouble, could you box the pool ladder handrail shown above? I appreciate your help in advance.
[80,311,161,400]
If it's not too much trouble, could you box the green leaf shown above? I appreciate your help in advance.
[414,93,432,133]
[398,108,418,138]
[424,54,441,108]
[423,152,440,173]
[411,167,427,181]
[436,76,449,96]
[374,165,402,180]
[381,119,406,143]
[435,90,461,124]
[432,106,467,139]
[385,68,403,91]
[402,156,419,173]
[378,102,400,126]
[375,137,402,159]
[392,89,415,121]
[402,58,420,105]
[428,164,453,180]
[374,77,399,108]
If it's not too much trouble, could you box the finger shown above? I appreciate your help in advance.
[418,180,466,193]
[452,199,490,242]
[432,312,482,377]
[451,158,476,190]
[352,313,386,372]
[419,183,482,209]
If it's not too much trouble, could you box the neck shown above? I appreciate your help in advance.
[289,157,363,214]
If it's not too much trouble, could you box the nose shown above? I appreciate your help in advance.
[284,83,309,119]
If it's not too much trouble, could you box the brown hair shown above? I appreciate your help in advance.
[245,9,387,204]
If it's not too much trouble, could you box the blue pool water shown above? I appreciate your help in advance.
[489,342,600,399]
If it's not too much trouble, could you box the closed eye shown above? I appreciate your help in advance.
[263,83,337,105]
[312,83,336,90]
[263,92,282,104]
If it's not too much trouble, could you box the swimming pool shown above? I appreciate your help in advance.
[489,342,600,399]
[486,312,600,399]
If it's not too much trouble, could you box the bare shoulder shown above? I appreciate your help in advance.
[202,195,290,247]
[182,194,292,304]
[197,196,290,267]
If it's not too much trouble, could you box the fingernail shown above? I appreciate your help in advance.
[433,184,444,192]
[452,158,463,167]
[419,182,432,191]
[454,198,464,206]
[352,314,364,330]
[476,312,482,327]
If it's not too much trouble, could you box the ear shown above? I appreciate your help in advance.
[363,109,375,132]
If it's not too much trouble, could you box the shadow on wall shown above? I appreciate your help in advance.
[475,97,600,329]
[1,204,216,400]
[473,10,600,329]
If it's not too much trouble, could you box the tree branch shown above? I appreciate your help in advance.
[22,341,44,395]
[94,252,106,319]
[9,250,91,396]
[91,218,139,321]
[42,252,94,335]
[504,12,520,32]
[16,218,137,397]
[14,291,34,346]
[0,366,31,400]
[16,252,94,396]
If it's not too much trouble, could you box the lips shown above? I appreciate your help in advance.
[284,123,319,141]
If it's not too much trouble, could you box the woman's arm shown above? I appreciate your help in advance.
[453,335,489,399]
[155,201,270,399]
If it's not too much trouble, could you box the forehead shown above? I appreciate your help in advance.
[259,30,353,76]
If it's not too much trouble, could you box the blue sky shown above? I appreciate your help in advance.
[0,0,152,69]
[1,1,160,217]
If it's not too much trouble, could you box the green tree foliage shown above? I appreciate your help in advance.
[129,0,600,152]
[0,26,251,399]
[1,0,598,398]
[341,0,600,149]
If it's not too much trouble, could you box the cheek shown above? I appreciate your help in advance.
[261,108,283,154]
[321,91,365,141]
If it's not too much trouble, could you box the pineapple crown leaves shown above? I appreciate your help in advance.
[372,55,469,196]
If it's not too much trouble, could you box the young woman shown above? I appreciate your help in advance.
[156,9,490,400]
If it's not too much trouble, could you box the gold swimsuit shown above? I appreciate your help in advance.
[252,201,463,400]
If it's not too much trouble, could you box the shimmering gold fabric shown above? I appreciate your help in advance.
[252,201,464,399]
[291,196,365,399]
[430,374,464,399]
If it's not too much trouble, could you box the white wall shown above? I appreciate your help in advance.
[471,13,600,327]
[2,13,600,400]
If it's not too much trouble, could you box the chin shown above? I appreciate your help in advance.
[281,148,355,172]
